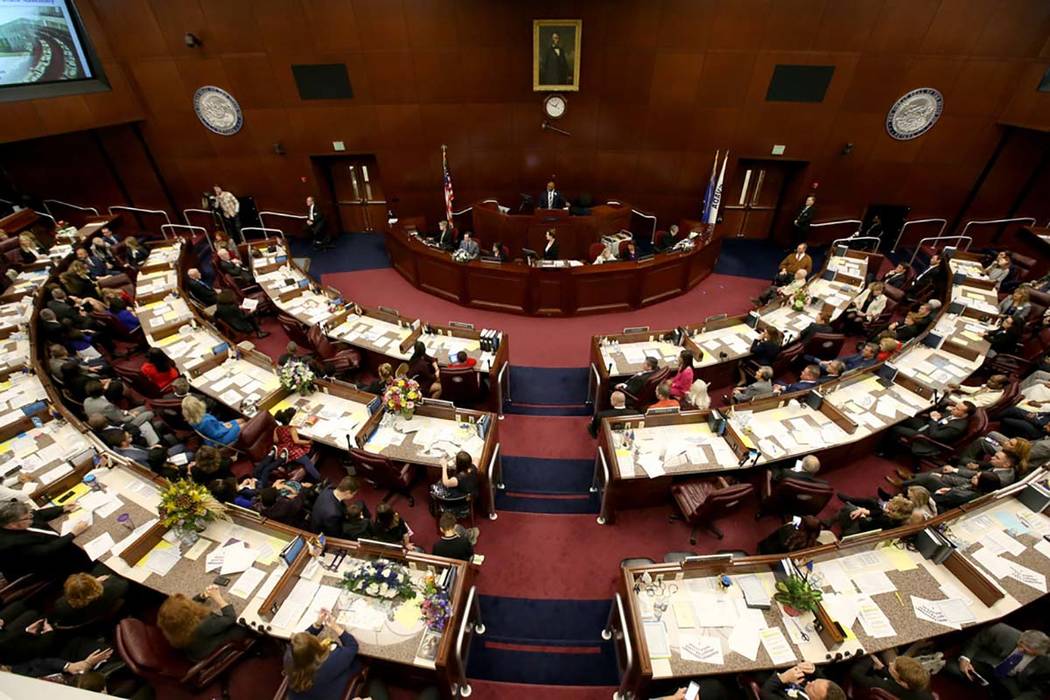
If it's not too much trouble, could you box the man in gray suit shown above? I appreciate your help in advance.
[952,624,1050,699]
[457,232,480,259]
[731,365,774,403]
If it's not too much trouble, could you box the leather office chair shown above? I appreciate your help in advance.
[438,365,481,406]
[53,598,125,632]
[430,490,475,528]
[112,357,164,399]
[986,328,1050,378]
[238,409,279,463]
[670,477,754,543]
[272,667,367,700]
[861,297,897,336]
[663,551,695,563]
[587,242,605,262]
[622,366,671,410]
[0,573,52,606]
[766,341,805,380]
[983,379,1020,418]
[906,409,989,466]
[620,557,655,569]
[760,475,833,519]
[349,447,418,507]
[801,332,845,361]
[307,325,361,376]
[618,240,633,259]
[276,312,311,347]
[115,617,256,693]
[0,237,21,264]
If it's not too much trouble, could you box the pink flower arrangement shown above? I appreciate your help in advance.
[383,377,421,418]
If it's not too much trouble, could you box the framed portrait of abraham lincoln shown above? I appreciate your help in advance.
[533,19,581,92]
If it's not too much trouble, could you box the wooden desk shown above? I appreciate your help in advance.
[469,200,632,259]
[385,225,721,316]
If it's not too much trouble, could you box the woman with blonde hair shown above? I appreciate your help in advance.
[906,485,937,520]
[182,395,243,446]
[53,570,129,627]
[123,236,149,266]
[999,286,1031,320]
[157,586,247,661]
[17,232,47,263]
[285,609,360,699]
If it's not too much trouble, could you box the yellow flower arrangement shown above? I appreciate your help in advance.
[159,479,227,531]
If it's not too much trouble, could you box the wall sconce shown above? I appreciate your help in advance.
[841,142,854,156]
[184,32,203,48]
[273,142,286,156]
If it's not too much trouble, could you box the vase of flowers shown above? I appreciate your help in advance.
[383,377,421,420]
[420,573,453,632]
[791,287,808,312]
[341,558,417,602]
[279,359,316,395]
[158,480,226,547]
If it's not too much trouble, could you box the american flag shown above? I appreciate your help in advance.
[442,145,454,224]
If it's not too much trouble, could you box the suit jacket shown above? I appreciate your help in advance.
[0,506,88,579]
[851,288,888,320]
[306,204,326,235]
[589,406,635,438]
[759,669,827,700]
[219,259,252,284]
[309,488,363,537]
[799,322,833,344]
[437,227,457,250]
[882,270,909,289]
[185,604,249,661]
[215,302,254,333]
[543,240,560,260]
[779,253,813,275]
[458,239,480,258]
[286,629,360,700]
[895,313,933,342]
[52,575,129,627]
[961,623,1050,699]
[780,379,818,394]
[736,379,773,402]
[538,190,566,209]
[187,278,217,306]
[850,657,932,700]
[922,415,969,444]
[622,369,655,397]
[793,205,814,232]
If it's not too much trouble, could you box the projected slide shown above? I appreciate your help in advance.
[0,0,92,87]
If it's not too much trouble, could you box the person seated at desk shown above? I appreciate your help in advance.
[358,362,394,394]
[757,515,823,555]
[17,232,47,263]
[648,381,679,410]
[285,609,360,700]
[906,252,943,291]
[122,236,149,267]
[809,342,878,375]
[433,220,457,250]
[774,243,813,285]
[759,662,846,700]
[946,375,1009,409]
[885,400,975,459]
[887,303,934,342]
[755,268,808,306]
[876,334,902,362]
[668,350,694,401]
[772,454,826,485]
[106,297,139,334]
[654,224,680,253]
[278,342,325,376]
[457,231,480,259]
[215,288,269,338]
[618,356,660,396]
[0,500,90,581]
[732,365,774,403]
[182,395,244,447]
[798,310,833,344]
[310,477,369,538]
[984,250,1013,285]
[341,502,371,541]
[892,448,1020,495]
[538,181,567,210]
[140,347,179,393]
[589,390,634,437]
[832,494,914,537]
[850,654,933,700]
[0,601,62,663]
[489,240,508,261]
[74,246,110,279]
[5,647,114,681]
[818,359,845,383]
[736,327,784,387]
[52,569,130,629]
[955,432,1038,471]
[773,363,822,395]
[185,268,218,305]
[253,485,305,526]
[216,248,252,285]
[83,379,161,446]
[372,503,413,548]
[112,430,191,466]
[881,262,910,289]
[60,261,100,299]
[89,237,119,270]
[951,624,1050,700]
[985,315,1021,355]
[409,340,441,398]
[189,445,233,485]
[433,511,474,561]
[543,229,559,260]
[157,587,250,662]
[274,407,321,481]
[999,286,1032,321]
[932,471,1004,509]
[997,375,1050,440]
[843,282,888,332]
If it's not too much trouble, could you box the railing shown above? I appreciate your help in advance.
[810,219,862,237]
[831,235,881,252]
[160,224,209,249]
[257,210,306,233]
[182,208,215,229]
[33,210,56,226]
[594,447,611,525]
[587,362,602,412]
[891,217,947,253]
[631,209,657,241]
[602,593,635,700]
[107,206,172,237]
[907,235,974,266]
[496,361,510,418]
[239,226,285,243]
[487,442,503,502]
[959,216,1036,243]
[43,199,99,221]
[451,585,483,698]
[451,206,473,217]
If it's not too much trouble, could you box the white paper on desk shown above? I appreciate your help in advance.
[815,561,855,595]
[83,532,115,561]
[254,567,286,602]
[145,545,181,576]
[219,389,242,406]
[757,438,785,459]
[60,510,93,535]
[643,620,671,658]
[911,596,956,629]
[183,537,212,561]
[984,529,1026,557]
[852,570,896,596]
[972,548,1011,578]
[111,518,157,557]
[1034,538,1050,561]
[727,620,762,661]
[94,495,122,518]
[229,567,266,599]
[693,595,738,628]
[758,627,796,665]
[679,635,724,665]
[271,578,320,630]
[210,377,233,392]
[205,550,225,573]
[1005,561,1048,592]
[857,599,896,638]
[220,543,260,575]
[297,584,342,631]
[340,596,386,632]
[874,398,900,419]
[637,453,665,478]
[821,593,860,628]
[40,463,74,483]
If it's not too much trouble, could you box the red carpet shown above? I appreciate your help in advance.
[321,269,767,367]
[499,414,595,459]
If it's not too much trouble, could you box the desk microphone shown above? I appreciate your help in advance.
[718,352,728,360]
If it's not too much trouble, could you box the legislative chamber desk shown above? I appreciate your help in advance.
[470,200,632,259]
[17,232,485,698]
[604,479,1050,699]
[385,223,722,316]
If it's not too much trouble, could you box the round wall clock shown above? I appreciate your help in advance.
[886,88,943,141]
[193,86,243,136]
[543,94,567,119]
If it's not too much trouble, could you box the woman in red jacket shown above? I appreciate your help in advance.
[141,348,179,391]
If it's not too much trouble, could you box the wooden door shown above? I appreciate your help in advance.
[723,160,791,239]
[327,156,388,233]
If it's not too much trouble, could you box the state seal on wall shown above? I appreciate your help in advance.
[193,86,243,136]
[886,88,943,141]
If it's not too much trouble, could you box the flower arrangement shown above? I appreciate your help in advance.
[791,286,808,312]
[158,479,226,532]
[383,376,421,419]
[341,558,416,602]
[279,359,316,394]
[420,573,453,632]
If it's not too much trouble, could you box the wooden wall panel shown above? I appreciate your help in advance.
[0,0,1048,239]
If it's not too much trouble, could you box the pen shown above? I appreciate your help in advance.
[894,591,903,606]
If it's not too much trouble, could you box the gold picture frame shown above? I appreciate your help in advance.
[533,19,581,92]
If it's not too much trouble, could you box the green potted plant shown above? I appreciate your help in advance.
[774,573,823,617]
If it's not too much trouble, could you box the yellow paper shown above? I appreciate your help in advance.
[0,380,11,391]
[135,540,174,569]
[139,301,162,310]
[268,399,294,415]
[881,545,918,572]
[50,482,91,507]
[464,340,481,352]
[155,333,182,347]
[394,594,422,628]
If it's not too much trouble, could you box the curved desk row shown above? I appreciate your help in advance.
[468,200,634,260]
[385,225,722,316]
[14,232,487,698]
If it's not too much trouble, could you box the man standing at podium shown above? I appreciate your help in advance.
[538,181,567,210]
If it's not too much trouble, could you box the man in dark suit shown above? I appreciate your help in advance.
[538,181,567,210]
[887,400,975,459]
[760,662,845,700]
[306,195,331,249]
[309,476,370,538]
[792,195,816,245]
[589,390,635,438]
[773,364,822,394]
[889,303,934,342]
[539,33,570,85]
[798,310,833,344]
[759,455,829,519]
[881,262,910,289]
[0,500,91,580]
[951,623,1050,700]
[850,655,932,700]
[185,268,218,306]
[617,357,660,397]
